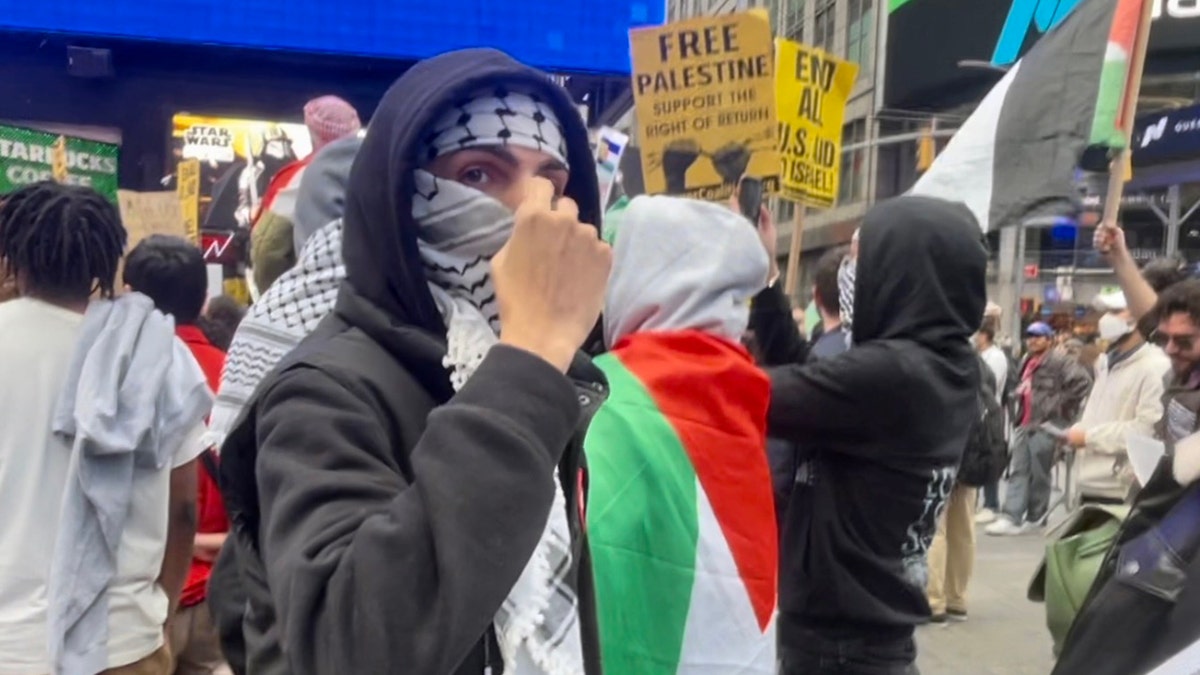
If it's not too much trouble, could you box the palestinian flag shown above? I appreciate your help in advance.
[911,0,1150,232]
[585,331,777,675]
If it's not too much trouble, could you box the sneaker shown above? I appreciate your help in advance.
[947,609,968,622]
[974,508,998,525]
[985,517,1028,536]
[927,613,948,624]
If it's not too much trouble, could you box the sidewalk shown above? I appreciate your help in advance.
[916,531,1055,675]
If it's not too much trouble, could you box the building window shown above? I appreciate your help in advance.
[812,0,836,52]
[846,0,874,77]
[838,119,868,205]
[782,0,806,43]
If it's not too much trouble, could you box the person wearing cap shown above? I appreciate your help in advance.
[987,321,1091,535]
[250,96,362,292]
[1063,292,1170,503]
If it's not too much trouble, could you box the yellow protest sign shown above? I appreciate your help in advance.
[177,159,201,243]
[630,11,778,200]
[51,136,68,184]
[775,39,858,208]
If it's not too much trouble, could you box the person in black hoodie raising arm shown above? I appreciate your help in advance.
[769,196,987,675]
[214,49,611,675]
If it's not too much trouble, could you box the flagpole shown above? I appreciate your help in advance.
[1101,0,1156,225]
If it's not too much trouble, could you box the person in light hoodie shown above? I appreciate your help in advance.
[1064,290,1170,503]
[585,195,778,675]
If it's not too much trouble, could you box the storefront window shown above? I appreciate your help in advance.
[845,0,873,77]
[839,119,867,205]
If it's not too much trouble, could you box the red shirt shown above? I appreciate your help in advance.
[1019,354,1044,427]
[177,325,230,608]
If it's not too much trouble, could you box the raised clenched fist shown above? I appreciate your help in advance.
[492,177,612,372]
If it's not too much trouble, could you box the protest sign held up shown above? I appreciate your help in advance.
[629,11,779,201]
[177,159,201,243]
[775,39,857,208]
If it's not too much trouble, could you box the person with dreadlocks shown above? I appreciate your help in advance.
[0,182,213,675]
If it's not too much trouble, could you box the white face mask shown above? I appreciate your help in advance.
[1098,312,1134,342]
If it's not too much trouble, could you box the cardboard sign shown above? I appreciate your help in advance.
[177,159,201,243]
[117,190,187,249]
[630,11,779,200]
[0,124,119,200]
[775,39,858,208]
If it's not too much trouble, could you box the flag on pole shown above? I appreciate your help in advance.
[911,0,1149,232]
[586,332,777,675]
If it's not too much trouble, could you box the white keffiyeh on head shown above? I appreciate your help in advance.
[415,86,583,675]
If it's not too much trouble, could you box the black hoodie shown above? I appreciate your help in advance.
[768,196,987,645]
[213,49,606,675]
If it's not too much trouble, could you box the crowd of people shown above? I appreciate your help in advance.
[0,46,1198,675]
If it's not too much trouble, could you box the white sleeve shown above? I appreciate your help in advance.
[172,422,210,469]
[983,349,1008,398]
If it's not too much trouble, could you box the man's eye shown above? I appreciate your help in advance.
[460,167,491,185]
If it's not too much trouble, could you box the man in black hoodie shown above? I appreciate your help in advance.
[214,49,611,675]
[769,196,987,675]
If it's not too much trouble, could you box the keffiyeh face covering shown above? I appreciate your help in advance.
[413,86,584,675]
[838,256,856,334]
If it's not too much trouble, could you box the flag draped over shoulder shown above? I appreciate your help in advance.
[911,0,1148,232]
[585,331,777,675]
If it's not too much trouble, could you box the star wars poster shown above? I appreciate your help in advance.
[165,114,313,233]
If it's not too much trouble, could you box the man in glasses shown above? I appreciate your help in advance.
[1149,280,1200,442]
[986,322,1090,535]
[1050,228,1200,675]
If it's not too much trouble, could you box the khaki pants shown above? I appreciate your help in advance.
[101,644,172,675]
[926,484,977,615]
[168,601,232,675]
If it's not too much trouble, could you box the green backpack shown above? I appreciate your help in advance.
[1027,504,1131,655]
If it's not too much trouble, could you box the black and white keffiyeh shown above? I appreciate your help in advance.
[414,87,583,675]
[838,256,856,337]
[424,87,568,166]
[209,220,344,446]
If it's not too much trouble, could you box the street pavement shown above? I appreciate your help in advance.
[916,529,1056,675]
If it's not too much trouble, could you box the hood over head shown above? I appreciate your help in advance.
[603,195,767,346]
[852,195,987,346]
[340,48,600,336]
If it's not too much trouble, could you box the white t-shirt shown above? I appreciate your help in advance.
[0,298,207,673]
[981,344,1009,405]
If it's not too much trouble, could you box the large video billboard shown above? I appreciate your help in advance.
[0,0,664,75]
[885,0,1199,109]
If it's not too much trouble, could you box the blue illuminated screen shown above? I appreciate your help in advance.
[0,0,664,74]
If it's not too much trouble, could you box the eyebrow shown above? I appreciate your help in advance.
[468,145,568,173]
